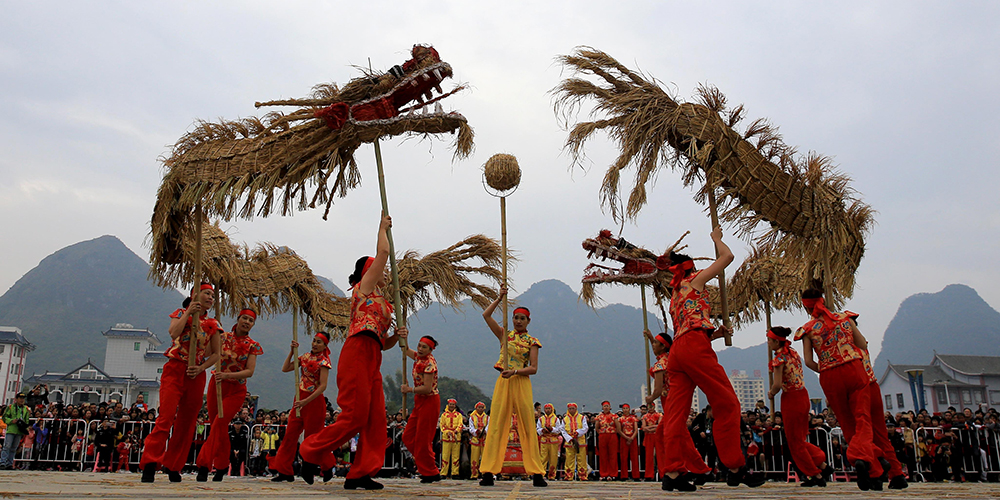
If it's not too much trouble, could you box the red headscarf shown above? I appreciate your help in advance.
[419,336,436,350]
[315,332,331,356]
[668,260,695,290]
[802,297,838,332]
[349,257,376,290]
[512,307,530,319]
[766,329,789,348]
[238,309,257,321]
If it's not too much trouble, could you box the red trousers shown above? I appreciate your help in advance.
[598,433,618,478]
[140,359,205,471]
[268,388,334,475]
[782,388,827,477]
[655,409,710,476]
[661,331,743,472]
[643,431,659,479]
[196,377,247,471]
[300,335,386,480]
[402,393,440,477]
[818,360,883,478]
[618,435,639,479]
[855,381,904,478]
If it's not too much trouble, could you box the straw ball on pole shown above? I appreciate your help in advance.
[483,153,522,370]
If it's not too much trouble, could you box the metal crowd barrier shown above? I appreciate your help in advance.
[11,418,89,469]
[913,426,1000,482]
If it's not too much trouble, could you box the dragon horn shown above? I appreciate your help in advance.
[662,231,691,257]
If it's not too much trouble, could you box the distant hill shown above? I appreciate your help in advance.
[0,235,185,376]
[873,284,1000,376]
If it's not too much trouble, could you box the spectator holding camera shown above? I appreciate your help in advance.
[2,392,31,469]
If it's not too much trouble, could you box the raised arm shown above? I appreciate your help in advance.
[281,341,299,373]
[481,286,508,341]
[358,214,391,296]
[768,364,784,399]
[691,226,734,292]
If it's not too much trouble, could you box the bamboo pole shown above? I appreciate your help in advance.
[641,284,652,397]
[213,290,223,417]
[373,138,409,414]
[765,298,775,419]
[706,189,733,346]
[292,308,301,418]
[500,196,509,371]
[188,204,204,368]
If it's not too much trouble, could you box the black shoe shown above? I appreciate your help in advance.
[196,466,209,482]
[532,474,548,487]
[323,468,334,483]
[479,472,495,486]
[870,477,884,491]
[141,463,156,483]
[726,467,766,487]
[164,468,181,483]
[888,474,909,489]
[854,460,871,491]
[213,469,226,482]
[344,476,383,490]
[821,464,835,481]
[662,473,697,492]
[420,474,442,483]
[878,457,891,482]
[271,473,294,482]
[689,472,713,485]
[801,475,827,487]
[300,461,317,485]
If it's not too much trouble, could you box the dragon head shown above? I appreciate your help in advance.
[582,229,664,284]
[312,45,467,131]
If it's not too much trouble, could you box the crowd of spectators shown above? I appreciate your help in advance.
[4,386,1000,483]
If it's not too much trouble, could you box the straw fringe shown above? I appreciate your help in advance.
[149,220,505,339]
[554,47,874,305]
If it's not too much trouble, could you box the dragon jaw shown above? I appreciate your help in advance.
[581,230,658,284]
[315,45,467,129]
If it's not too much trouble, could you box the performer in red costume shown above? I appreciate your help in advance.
[197,308,263,482]
[643,331,711,483]
[858,345,909,489]
[594,401,619,480]
[141,284,221,483]
[617,404,640,480]
[400,334,441,483]
[640,404,661,481]
[299,214,404,490]
[659,227,765,491]
[269,332,336,483]
[797,288,884,491]
[766,326,828,487]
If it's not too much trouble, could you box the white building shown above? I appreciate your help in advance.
[0,326,36,404]
[23,324,167,408]
[728,369,767,412]
[879,353,1000,414]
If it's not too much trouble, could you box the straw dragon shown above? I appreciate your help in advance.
[554,47,874,307]
[151,44,474,268]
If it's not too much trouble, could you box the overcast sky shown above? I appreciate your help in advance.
[1,2,998,360]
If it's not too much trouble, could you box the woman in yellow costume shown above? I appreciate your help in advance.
[478,286,547,487]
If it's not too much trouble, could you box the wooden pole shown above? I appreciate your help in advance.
[188,204,204,368]
[500,196,509,371]
[765,298,775,419]
[706,189,733,346]
[641,284,652,397]
[213,289,224,417]
[292,308,301,418]
[373,138,409,414]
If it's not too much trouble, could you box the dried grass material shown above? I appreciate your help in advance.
[553,47,874,302]
[728,244,816,328]
[483,153,521,192]
[150,72,474,267]
[390,235,507,313]
[149,220,350,336]
[149,220,506,339]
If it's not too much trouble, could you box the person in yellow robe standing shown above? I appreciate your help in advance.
[536,403,563,480]
[561,403,588,480]
[478,286,547,487]
[467,402,489,479]
[438,399,464,479]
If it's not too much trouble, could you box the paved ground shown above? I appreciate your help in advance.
[0,471,998,499]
